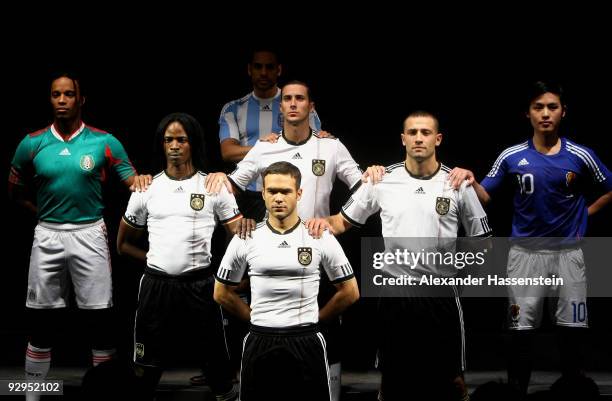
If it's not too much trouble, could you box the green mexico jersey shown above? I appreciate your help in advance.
[10,123,135,223]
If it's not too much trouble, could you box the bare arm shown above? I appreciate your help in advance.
[328,214,354,235]
[472,180,492,205]
[205,172,237,194]
[127,174,155,192]
[8,183,37,216]
[588,190,612,216]
[220,139,253,163]
[122,175,135,189]
[117,219,147,262]
[362,165,386,184]
[306,213,354,237]
[319,278,359,322]
[213,281,251,321]
[448,167,491,205]
[223,218,243,237]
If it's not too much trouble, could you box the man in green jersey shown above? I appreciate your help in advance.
[8,72,137,401]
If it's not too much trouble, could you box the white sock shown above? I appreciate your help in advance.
[329,362,341,401]
[92,348,116,367]
[25,343,51,401]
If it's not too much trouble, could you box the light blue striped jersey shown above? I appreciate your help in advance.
[219,88,321,191]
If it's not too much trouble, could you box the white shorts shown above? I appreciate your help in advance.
[26,219,113,309]
[507,245,587,330]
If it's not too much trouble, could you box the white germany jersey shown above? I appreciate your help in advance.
[228,130,363,218]
[342,162,491,238]
[216,220,354,328]
[123,171,242,275]
[342,163,491,278]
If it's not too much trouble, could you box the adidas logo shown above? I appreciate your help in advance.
[278,240,290,248]
[292,152,302,159]
[174,186,184,193]
[518,158,530,166]
[58,147,71,156]
[414,187,426,194]
[262,104,271,111]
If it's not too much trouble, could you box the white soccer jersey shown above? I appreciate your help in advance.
[218,89,323,192]
[218,89,322,147]
[342,162,491,238]
[123,171,242,275]
[342,162,491,278]
[228,130,363,218]
[216,220,354,328]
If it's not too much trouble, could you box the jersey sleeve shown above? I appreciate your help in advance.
[480,151,509,194]
[215,236,248,285]
[105,134,136,181]
[9,135,33,187]
[319,231,354,284]
[340,180,380,228]
[458,181,492,237]
[122,191,147,229]
[335,140,363,191]
[572,144,612,192]
[309,109,322,132]
[214,185,243,224]
[219,101,240,143]
[228,142,262,191]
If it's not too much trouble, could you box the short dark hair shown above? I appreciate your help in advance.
[527,80,565,108]
[404,110,439,132]
[282,80,312,102]
[154,112,207,172]
[50,71,85,98]
[262,161,301,188]
[249,47,282,65]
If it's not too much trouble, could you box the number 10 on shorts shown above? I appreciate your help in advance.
[571,301,586,323]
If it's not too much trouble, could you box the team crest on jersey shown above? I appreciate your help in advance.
[312,159,326,176]
[135,343,144,359]
[566,171,577,187]
[298,247,312,266]
[190,194,205,211]
[435,197,450,215]
[510,304,520,327]
[79,155,95,171]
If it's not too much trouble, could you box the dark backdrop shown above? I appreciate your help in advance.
[2,30,612,371]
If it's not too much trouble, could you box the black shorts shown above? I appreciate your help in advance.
[221,296,250,368]
[377,286,465,398]
[133,268,233,386]
[318,273,342,364]
[240,324,331,401]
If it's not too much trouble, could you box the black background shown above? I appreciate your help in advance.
[2,21,612,371]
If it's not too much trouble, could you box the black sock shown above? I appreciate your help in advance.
[507,330,534,398]
[557,326,586,377]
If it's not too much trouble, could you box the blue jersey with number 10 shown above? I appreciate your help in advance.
[481,137,612,239]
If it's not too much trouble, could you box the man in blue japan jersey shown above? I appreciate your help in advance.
[449,81,612,397]
[8,72,137,401]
